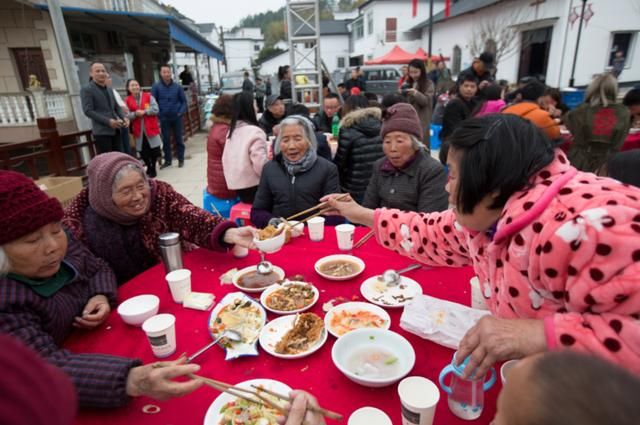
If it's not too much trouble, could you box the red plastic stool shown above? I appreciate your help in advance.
[229,202,253,226]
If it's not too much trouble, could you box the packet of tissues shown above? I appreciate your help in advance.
[183,292,215,311]
[400,294,491,349]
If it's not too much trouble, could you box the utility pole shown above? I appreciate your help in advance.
[427,0,434,70]
[219,26,228,73]
[46,0,90,130]
[569,0,587,87]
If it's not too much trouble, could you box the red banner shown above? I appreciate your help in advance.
[445,0,451,17]
[412,0,418,17]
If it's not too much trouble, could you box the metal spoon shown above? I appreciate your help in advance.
[381,263,422,287]
[256,251,274,275]
[187,329,242,363]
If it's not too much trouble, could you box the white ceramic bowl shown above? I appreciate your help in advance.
[117,294,160,326]
[253,225,286,253]
[287,220,304,237]
[314,254,365,281]
[332,328,415,388]
[232,265,286,293]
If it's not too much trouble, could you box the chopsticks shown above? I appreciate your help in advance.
[189,373,343,420]
[285,193,350,222]
[353,229,375,249]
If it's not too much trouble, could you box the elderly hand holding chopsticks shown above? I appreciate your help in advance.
[320,193,376,228]
[281,391,326,425]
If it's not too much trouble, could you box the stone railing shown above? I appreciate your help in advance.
[0,91,72,127]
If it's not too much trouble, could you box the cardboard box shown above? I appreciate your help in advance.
[34,176,83,208]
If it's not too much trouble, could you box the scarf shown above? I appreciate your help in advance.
[379,152,420,173]
[283,148,317,176]
[8,261,76,298]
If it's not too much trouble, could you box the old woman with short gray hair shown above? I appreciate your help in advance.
[251,115,340,228]
[64,152,255,283]
[362,103,448,213]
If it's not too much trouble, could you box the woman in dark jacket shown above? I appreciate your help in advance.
[278,65,292,101]
[404,59,435,149]
[206,94,236,199]
[333,95,385,203]
[251,116,340,228]
[439,72,480,164]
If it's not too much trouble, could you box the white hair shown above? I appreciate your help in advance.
[410,135,423,151]
[0,246,10,276]
[274,115,318,155]
[112,163,147,191]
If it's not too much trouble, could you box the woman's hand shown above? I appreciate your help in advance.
[223,226,257,249]
[406,88,417,96]
[319,194,375,228]
[126,355,203,400]
[456,316,546,379]
[278,391,326,425]
[74,295,110,329]
[135,109,145,117]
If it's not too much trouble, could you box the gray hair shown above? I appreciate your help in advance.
[112,163,147,191]
[0,246,10,276]
[274,115,318,156]
[410,135,423,151]
[585,73,618,108]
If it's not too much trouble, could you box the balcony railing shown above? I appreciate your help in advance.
[0,91,72,127]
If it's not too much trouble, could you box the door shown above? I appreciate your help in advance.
[12,48,51,90]
[518,27,552,82]
[385,18,397,43]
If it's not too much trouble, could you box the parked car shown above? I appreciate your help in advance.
[337,65,403,98]
[220,71,253,95]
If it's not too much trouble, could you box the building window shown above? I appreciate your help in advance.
[337,57,345,68]
[609,32,635,66]
[70,31,97,54]
[354,19,364,40]
[254,44,261,52]
[304,42,314,49]
[452,45,461,75]
[367,12,374,35]
[385,18,397,43]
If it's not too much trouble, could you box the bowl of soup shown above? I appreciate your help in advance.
[332,328,415,387]
[314,254,365,281]
[232,265,286,293]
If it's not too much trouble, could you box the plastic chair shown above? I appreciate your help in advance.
[202,190,239,219]
[430,124,443,150]
[229,202,253,226]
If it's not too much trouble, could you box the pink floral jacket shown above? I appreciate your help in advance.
[374,150,640,373]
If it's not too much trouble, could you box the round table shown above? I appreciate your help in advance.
[68,227,499,425]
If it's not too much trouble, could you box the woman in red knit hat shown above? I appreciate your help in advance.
[0,171,203,409]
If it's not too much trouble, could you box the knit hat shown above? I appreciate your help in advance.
[381,103,423,140]
[0,171,64,245]
[87,152,149,225]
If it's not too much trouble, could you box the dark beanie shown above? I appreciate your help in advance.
[0,171,64,245]
[381,103,423,140]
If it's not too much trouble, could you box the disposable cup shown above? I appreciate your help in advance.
[398,376,440,425]
[307,216,326,242]
[335,223,355,250]
[470,276,488,310]
[500,359,519,384]
[142,314,176,358]
[349,407,392,425]
[166,269,192,303]
[232,244,249,258]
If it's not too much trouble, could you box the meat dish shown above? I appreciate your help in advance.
[275,313,324,355]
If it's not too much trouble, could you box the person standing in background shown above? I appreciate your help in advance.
[404,59,435,149]
[106,76,132,156]
[278,65,292,101]
[398,65,409,89]
[81,62,128,154]
[179,65,194,86]
[255,77,266,113]
[345,67,366,93]
[151,64,187,168]
[312,93,341,133]
[125,79,162,178]
[612,51,626,79]
[242,71,254,94]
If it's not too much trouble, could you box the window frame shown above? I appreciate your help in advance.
[608,31,636,69]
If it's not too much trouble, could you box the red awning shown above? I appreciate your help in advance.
[415,48,450,63]
[365,45,449,65]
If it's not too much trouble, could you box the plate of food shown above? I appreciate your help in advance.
[232,265,286,293]
[259,313,327,359]
[208,292,267,360]
[203,378,291,425]
[324,302,391,338]
[314,254,365,281]
[260,281,319,314]
[360,275,423,308]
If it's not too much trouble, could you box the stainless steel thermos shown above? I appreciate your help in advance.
[158,232,183,273]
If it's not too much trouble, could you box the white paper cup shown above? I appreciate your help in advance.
[288,220,304,237]
[349,407,392,425]
[500,359,519,384]
[166,269,192,303]
[398,376,440,425]
[335,223,355,250]
[142,314,176,358]
[232,244,249,258]
[470,276,488,310]
[307,216,326,241]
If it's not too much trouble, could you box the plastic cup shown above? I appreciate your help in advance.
[166,269,192,303]
[307,216,325,242]
[398,376,440,425]
[142,314,176,358]
[349,407,392,425]
[335,223,355,250]
[232,244,249,258]
[500,359,519,384]
[470,276,488,310]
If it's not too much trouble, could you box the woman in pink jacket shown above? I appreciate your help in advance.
[324,114,640,378]
[222,92,268,203]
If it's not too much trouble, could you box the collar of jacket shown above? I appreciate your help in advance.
[340,107,381,128]
[379,151,422,176]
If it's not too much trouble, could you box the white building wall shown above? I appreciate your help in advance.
[224,38,261,72]
[172,52,219,89]
[259,51,288,77]
[319,34,350,71]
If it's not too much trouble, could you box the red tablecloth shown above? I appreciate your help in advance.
[69,227,499,425]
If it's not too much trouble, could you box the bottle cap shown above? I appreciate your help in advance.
[159,232,180,246]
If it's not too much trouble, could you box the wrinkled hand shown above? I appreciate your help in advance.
[278,391,326,425]
[109,119,121,129]
[456,316,546,379]
[74,294,110,329]
[319,193,374,227]
[136,110,145,117]
[123,118,130,128]
[126,355,203,400]
[223,226,257,249]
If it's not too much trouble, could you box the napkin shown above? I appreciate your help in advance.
[400,294,491,349]
[183,292,215,311]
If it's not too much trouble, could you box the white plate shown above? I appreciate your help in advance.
[260,281,320,314]
[360,275,423,308]
[208,292,267,360]
[324,301,391,338]
[314,254,365,281]
[203,378,292,425]
[232,265,286,293]
[259,314,328,359]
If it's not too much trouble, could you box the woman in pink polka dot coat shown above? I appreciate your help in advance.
[323,114,640,378]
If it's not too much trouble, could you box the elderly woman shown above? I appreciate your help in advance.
[323,114,640,378]
[64,152,254,284]
[362,103,448,213]
[250,115,340,228]
[0,171,203,408]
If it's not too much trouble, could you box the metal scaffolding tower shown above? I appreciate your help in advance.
[286,0,323,109]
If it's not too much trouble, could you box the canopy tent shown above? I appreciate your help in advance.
[365,46,449,65]
[415,48,449,63]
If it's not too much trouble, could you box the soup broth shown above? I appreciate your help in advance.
[319,260,360,277]
[347,346,400,379]
[237,270,280,289]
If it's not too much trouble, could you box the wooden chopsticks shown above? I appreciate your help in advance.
[353,229,375,249]
[285,193,350,222]
[189,373,343,420]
